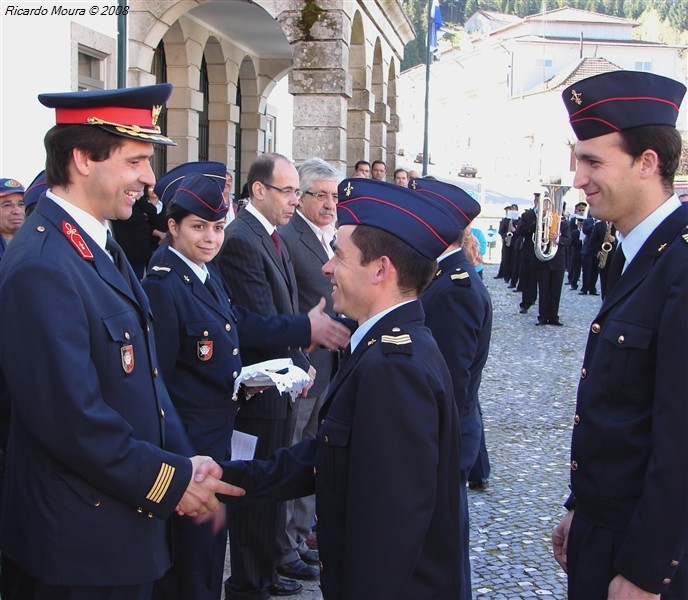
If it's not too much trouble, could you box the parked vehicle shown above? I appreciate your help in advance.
[459,163,477,177]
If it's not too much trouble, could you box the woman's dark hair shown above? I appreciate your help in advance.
[350,225,436,295]
[44,125,124,187]
[619,125,683,193]
[164,200,192,226]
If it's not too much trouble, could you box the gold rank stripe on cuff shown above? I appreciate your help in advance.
[146,463,176,504]
[380,334,412,345]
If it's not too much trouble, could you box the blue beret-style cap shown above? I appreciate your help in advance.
[154,161,227,205]
[0,178,24,197]
[563,70,686,141]
[409,178,480,230]
[171,172,228,221]
[336,178,461,260]
[38,84,176,146]
[23,171,47,210]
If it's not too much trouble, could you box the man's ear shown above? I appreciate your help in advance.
[636,149,659,180]
[71,147,92,177]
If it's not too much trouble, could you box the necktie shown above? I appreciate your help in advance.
[205,275,221,304]
[106,233,133,290]
[605,244,625,296]
[271,230,282,260]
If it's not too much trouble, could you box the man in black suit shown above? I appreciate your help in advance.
[277,157,341,580]
[535,200,571,326]
[552,70,688,599]
[516,193,539,313]
[215,153,349,599]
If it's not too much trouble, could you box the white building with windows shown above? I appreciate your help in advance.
[399,7,688,188]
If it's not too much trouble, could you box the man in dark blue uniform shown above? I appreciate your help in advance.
[202,178,465,599]
[0,85,239,599]
[552,70,688,599]
[412,177,490,598]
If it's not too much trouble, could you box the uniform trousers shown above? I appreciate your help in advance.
[568,512,688,599]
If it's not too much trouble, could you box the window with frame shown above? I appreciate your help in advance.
[78,48,106,91]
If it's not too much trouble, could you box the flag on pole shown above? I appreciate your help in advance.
[429,0,443,49]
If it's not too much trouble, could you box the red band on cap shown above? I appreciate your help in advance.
[569,96,680,119]
[176,187,227,215]
[55,106,153,127]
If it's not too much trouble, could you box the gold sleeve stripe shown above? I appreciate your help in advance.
[450,272,470,280]
[380,334,412,345]
[146,463,176,504]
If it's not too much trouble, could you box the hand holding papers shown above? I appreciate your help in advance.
[232,358,312,401]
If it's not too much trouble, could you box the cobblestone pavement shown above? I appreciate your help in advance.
[226,262,602,599]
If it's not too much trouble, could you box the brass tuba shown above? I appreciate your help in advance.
[533,184,569,262]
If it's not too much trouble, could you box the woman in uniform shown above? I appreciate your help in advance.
[143,172,312,600]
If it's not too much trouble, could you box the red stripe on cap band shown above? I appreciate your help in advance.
[177,187,226,214]
[55,106,153,126]
[337,204,361,224]
[570,117,620,132]
[569,96,679,119]
[341,196,450,247]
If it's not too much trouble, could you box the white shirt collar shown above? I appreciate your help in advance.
[46,189,109,251]
[439,247,463,262]
[168,246,209,283]
[296,210,335,257]
[245,201,276,235]
[617,195,681,271]
[350,300,414,352]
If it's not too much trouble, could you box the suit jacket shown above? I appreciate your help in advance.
[278,212,337,397]
[143,250,311,460]
[516,207,536,259]
[421,250,492,421]
[220,301,463,599]
[0,196,193,585]
[214,209,309,421]
[567,202,688,593]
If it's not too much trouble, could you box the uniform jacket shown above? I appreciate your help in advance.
[220,301,463,599]
[421,250,492,421]
[0,196,193,585]
[567,202,688,594]
[516,207,536,259]
[143,250,311,460]
[278,212,337,397]
[214,209,309,421]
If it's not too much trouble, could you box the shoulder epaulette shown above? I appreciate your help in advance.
[450,268,471,287]
[380,329,413,356]
[682,224,688,244]
[146,264,172,279]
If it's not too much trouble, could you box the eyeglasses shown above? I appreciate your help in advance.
[262,182,302,199]
[303,190,339,203]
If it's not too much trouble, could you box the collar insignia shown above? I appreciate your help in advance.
[61,221,94,261]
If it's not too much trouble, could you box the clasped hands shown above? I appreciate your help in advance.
[176,456,245,518]
[307,297,350,352]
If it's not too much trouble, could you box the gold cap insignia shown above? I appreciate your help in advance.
[570,90,583,105]
[151,104,162,127]
[344,181,354,197]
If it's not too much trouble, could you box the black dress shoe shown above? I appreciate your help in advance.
[570,286,578,290]
[589,290,599,295]
[507,284,515,288]
[268,576,303,596]
[578,290,588,295]
[468,479,488,491]
[549,320,564,326]
[535,319,546,326]
[299,549,320,565]
[277,558,319,581]
[519,307,529,314]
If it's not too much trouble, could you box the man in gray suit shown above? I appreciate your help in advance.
[277,158,342,580]
[215,153,349,599]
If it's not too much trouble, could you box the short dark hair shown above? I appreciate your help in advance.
[618,125,682,193]
[354,160,370,171]
[372,160,386,168]
[44,125,124,188]
[351,225,436,296]
[393,168,408,177]
[247,153,290,198]
[165,200,192,225]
